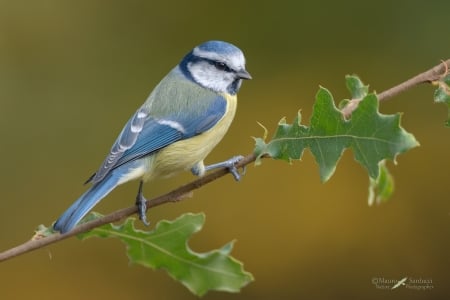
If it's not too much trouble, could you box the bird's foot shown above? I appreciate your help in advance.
[136,181,150,226]
[205,155,246,181]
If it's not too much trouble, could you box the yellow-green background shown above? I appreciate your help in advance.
[1,1,449,299]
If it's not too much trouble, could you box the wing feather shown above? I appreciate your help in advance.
[87,90,227,184]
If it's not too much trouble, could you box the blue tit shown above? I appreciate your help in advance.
[53,40,251,233]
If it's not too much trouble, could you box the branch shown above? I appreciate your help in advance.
[0,153,257,262]
[1,58,448,263]
[341,59,449,117]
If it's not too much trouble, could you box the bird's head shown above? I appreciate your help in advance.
[180,40,251,95]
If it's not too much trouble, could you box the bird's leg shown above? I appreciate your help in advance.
[135,180,150,226]
[204,155,246,181]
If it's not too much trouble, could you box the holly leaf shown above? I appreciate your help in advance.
[254,76,419,201]
[433,73,450,126]
[78,212,253,296]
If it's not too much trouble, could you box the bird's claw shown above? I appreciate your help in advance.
[205,155,245,181]
[136,195,150,226]
[136,181,150,226]
[226,155,246,181]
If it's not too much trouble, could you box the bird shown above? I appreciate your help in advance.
[53,40,251,233]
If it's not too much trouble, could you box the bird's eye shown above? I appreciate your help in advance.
[214,61,229,71]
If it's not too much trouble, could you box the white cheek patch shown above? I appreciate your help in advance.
[188,61,232,93]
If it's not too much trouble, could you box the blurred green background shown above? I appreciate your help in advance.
[1,0,449,299]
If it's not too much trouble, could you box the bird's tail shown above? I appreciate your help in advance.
[53,172,122,233]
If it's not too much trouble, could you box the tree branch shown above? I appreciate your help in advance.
[341,59,449,117]
[1,58,448,263]
[0,153,257,262]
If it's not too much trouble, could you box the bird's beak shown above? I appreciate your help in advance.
[237,69,252,80]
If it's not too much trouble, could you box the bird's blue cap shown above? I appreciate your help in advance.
[195,40,242,55]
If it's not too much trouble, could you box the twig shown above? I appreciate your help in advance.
[341,59,450,117]
[1,58,449,262]
[0,153,256,262]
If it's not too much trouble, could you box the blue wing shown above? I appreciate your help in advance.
[87,94,227,184]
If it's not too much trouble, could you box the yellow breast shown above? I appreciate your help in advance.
[144,93,237,180]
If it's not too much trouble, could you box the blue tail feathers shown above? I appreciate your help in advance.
[53,172,121,233]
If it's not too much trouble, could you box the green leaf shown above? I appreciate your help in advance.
[433,74,450,126]
[32,224,56,240]
[346,74,369,99]
[368,160,394,205]
[339,75,369,109]
[254,76,419,183]
[78,212,253,296]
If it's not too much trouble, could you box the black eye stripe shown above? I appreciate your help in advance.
[215,61,233,72]
[214,61,227,70]
[203,58,232,72]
